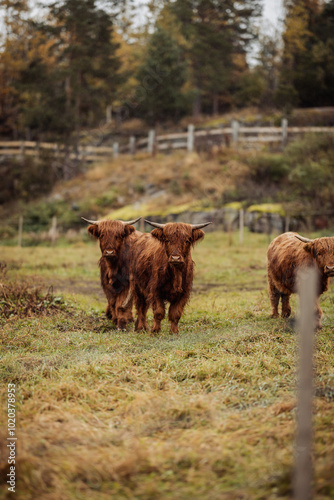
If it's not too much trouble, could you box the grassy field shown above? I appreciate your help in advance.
[0,230,334,500]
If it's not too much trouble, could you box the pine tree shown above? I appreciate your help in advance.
[136,26,189,125]
[171,0,262,115]
[276,0,334,108]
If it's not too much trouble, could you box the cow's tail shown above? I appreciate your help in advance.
[122,273,134,309]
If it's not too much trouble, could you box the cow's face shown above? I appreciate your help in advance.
[151,223,205,266]
[304,238,334,276]
[88,220,135,260]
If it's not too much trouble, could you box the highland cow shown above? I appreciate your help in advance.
[130,220,211,334]
[82,217,141,329]
[267,231,334,327]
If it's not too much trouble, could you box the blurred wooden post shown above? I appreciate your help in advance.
[285,213,290,232]
[282,118,288,148]
[129,136,136,155]
[20,141,25,161]
[18,216,23,247]
[294,267,317,500]
[50,216,57,246]
[106,105,112,124]
[187,124,195,152]
[239,208,244,245]
[113,142,119,159]
[140,218,145,232]
[232,120,239,147]
[148,130,155,155]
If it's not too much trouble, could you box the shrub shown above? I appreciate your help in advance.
[0,263,66,318]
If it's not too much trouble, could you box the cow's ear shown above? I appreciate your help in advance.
[123,225,135,237]
[88,224,100,239]
[151,228,164,241]
[191,228,205,244]
[303,242,314,254]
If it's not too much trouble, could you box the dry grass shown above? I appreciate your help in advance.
[0,231,334,499]
[49,150,252,218]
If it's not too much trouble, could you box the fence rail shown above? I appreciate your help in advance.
[1,121,333,162]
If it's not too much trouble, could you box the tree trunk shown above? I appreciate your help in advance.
[212,93,219,115]
[193,89,202,118]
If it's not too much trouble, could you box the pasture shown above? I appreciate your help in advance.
[0,230,333,499]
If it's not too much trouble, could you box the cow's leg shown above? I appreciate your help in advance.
[106,295,117,325]
[268,280,280,318]
[168,296,187,334]
[134,290,149,331]
[115,293,133,330]
[151,299,165,334]
[281,293,291,318]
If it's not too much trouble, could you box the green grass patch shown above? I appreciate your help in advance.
[0,231,333,499]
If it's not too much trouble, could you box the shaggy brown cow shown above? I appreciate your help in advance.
[267,231,334,327]
[130,220,211,334]
[82,216,141,329]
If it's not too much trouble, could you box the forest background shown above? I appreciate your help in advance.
[1,0,334,236]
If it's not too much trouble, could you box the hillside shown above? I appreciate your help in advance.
[1,130,334,242]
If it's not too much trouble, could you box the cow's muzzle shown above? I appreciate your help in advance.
[104,249,117,259]
[169,255,184,266]
[325,265,334,276]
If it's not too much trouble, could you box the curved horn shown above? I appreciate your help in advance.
[295,234,313,243]
[191,222,212,229]
[144,220,166,229]
[81,217,99,224]
[121,217,141,226]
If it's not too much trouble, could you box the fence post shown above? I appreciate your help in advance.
[282,118,288,148]
[20,141,25,162]
[239,208,244,245]
[147,130,155,155]
[129,136,136,155]
[113,142,119,159]
[294,267,317,500]
[232,120,239,146]
[50,216,57,246]
[106,105,112,124]
[187,124,195,152]
[285,213,290,232]
[18,216,23,247]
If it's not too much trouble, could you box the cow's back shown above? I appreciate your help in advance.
[131,233,165,293]
[267,232,313,293]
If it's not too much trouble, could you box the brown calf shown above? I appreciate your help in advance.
[82,217,141,329]
[267,231,334,327]
[131,220,211,334]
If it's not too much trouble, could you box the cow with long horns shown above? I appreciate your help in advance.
[130,220,211,334]
[267,231,334,327]
[82,217,141,329]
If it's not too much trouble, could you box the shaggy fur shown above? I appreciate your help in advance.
[130,223,206,334]
[267,231,334,327]
[88,220,141,329]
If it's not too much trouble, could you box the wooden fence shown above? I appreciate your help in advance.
[1,120,333,162]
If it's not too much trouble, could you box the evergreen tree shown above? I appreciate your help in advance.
[171,0,262,115]
[136,26,189,124]
[276,0,334,108]
[17,0,122,143]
